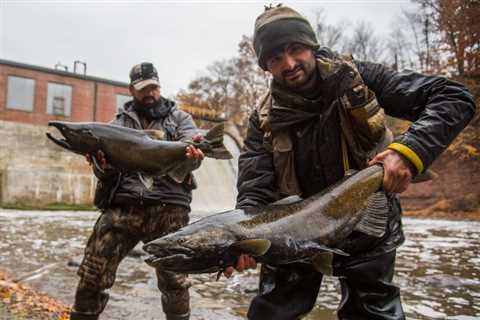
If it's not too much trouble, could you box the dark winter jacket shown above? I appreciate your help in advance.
[236,48,476,256]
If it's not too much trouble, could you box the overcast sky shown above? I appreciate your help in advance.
[0,0,415,97]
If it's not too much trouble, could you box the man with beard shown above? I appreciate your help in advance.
[225,5,476,320]
[70,62,203,320]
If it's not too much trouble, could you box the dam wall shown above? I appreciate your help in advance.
[0,120,240,211]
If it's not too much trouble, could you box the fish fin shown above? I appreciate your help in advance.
[312,252,334,276]
[201,123,233,160]
[138,173,154,189]
[308,242,349,256]
[354,191,389,237]
[411,169,437,183]
[204,123,225,142]
[143,129,165,140]
[271,195,303,206]
[230,239,271,257]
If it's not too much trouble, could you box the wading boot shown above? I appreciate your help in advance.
[164,312,190,320]
[70,291,109,320]
[69,311,99,320]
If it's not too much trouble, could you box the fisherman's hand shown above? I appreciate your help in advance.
[86,150,110,170]
[369,149,414,193]
[185,134,205,161]
[223,254,257,278]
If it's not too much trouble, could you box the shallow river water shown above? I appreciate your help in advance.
[0,209,479,320]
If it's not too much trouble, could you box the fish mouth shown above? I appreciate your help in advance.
[46,122,73,151]
[143,242,195,257]
[144,253,191,268]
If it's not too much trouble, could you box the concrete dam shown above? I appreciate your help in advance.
[0,120,241,212]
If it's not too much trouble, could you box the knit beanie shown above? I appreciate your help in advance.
[253,5,320,70]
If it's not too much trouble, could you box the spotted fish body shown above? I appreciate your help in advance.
[46,121,232,182]
[144,165,389,274]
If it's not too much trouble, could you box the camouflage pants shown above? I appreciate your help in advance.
[72,204,190,318]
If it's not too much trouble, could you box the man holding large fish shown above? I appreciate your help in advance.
[222,5,475,320]
[68,62,207,320]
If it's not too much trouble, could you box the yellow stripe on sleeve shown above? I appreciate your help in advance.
[387,143,424,174]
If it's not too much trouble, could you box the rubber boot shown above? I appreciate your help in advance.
[165,312,190,320]
[70,291,109,320]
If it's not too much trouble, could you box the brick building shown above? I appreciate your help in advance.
[0,59,241,209]
[0,59,131,125]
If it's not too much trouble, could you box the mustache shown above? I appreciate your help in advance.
[142,96,156,104]
[282,64,303,78]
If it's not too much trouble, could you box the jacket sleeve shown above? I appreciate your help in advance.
[356,61,476,173]
[236,110,280,208]
[173,110,201,173]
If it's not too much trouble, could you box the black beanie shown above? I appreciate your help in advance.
[253,6,320,70]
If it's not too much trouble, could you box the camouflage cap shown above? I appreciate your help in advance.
[253,5,319,70]
[129,62,160,91]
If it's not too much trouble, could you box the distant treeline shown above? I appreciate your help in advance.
[178,0,479,136]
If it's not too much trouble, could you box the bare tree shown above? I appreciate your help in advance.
[346,21,384,61]
[314,9,347,52]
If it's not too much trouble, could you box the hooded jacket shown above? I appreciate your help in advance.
[93,97,199,210]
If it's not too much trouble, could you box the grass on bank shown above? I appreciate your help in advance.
[0,202,96,211]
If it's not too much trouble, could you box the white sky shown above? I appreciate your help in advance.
[0,0,415,97]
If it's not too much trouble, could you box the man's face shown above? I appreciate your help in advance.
[130,84,161,106]
[265,43,317,91]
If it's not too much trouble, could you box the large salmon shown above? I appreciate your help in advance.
[143,165,393,275]
[46,121,232,182]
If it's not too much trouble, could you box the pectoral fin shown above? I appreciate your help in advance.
[230,239,271,257]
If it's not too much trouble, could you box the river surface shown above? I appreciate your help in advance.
[0,209,479,320]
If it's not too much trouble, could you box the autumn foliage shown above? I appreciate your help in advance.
[0,271,70,320]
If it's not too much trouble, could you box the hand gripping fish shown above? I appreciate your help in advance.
[46,121,232,183]
[143,165,434,276]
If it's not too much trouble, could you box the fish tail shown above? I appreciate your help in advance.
[202,123,233,159]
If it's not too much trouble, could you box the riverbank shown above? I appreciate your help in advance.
[404,209,480,221]
[0,271,69,320]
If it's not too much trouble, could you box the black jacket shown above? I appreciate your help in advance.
[237,49,476,209]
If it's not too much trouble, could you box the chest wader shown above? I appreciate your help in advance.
[248,56,405,320]
[71,109,192,320]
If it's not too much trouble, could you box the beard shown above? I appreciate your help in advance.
[133,97,170,120]
[277,61,317,93]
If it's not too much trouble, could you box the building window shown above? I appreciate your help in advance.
[7,76,35,112]
[116,94,131,112]
[47,82,72,116]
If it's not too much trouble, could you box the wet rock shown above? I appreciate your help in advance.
[67,257,82,268]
